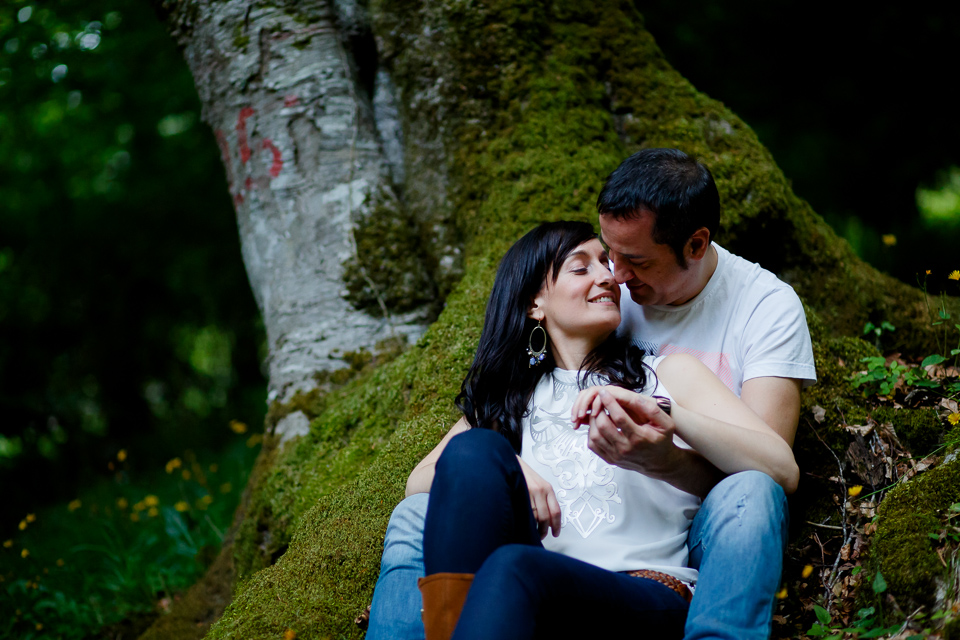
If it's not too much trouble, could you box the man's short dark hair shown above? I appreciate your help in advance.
[597,148,720,268]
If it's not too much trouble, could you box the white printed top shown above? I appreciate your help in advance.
[519,359,701,584]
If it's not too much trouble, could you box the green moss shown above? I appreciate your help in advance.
[871,405,943,457]
[871,459,960,611]
[232,23,249,50]
[341,188,438,317]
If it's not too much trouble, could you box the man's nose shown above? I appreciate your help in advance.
[612,260,633,284]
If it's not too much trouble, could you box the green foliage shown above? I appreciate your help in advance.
[0,435,257,639]
[0,0,265,522]
[850,356,940,398]
[806,574,901,639]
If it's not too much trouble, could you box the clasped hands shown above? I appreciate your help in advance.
[570,385,680,476]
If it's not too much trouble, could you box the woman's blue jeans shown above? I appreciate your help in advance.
[394,429,687,639]
[367,431,787,640]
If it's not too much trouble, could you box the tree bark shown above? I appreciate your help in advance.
[147,0,959,637]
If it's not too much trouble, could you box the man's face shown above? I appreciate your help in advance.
[598,211,697,306]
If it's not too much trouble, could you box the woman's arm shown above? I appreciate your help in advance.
[405,417,470,496]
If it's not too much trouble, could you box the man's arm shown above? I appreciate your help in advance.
[574,357,800,497]
[739,376,802,446]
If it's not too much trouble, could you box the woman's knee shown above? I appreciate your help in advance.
[435,428,517,482]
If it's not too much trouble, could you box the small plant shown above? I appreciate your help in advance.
[863,321,896,350]
[807,572,904,639]
[850,356,941,398]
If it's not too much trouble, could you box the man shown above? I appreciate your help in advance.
[367,148,816,640]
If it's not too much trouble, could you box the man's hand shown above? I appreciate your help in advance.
[571,386,681,477]
[517,456,562,539]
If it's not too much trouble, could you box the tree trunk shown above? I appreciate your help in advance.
[157,0,460,429]
[146,0,958,637]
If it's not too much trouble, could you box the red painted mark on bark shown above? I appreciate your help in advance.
[244,176,253,191]
[262,139,283,177]
[236,107,255,164]
[284,95,299,107]
[234,193,244,206]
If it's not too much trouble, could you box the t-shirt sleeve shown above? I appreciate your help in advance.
[740,286,817,387]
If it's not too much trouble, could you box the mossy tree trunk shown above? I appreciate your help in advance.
[145,0,959,638]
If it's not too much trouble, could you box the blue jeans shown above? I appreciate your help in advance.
[366,456,787,639]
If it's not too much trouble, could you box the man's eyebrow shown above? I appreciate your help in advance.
[598,234,645,260]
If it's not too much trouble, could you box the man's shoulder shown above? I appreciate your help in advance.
[716,245,800,302]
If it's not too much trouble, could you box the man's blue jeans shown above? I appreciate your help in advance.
[366,469,788,640]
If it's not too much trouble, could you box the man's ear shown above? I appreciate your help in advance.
[685,227,711,262]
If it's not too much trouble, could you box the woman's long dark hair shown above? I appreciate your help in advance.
[455,221,649,452]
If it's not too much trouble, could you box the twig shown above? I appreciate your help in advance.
[807,417,853,610]
[805,521,844,531]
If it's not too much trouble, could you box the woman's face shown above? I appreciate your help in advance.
[530,239,621,347]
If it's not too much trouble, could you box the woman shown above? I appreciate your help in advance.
[404,221,798,640]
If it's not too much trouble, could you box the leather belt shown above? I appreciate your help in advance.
[625,569,693,603]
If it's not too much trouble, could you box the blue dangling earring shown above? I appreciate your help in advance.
[526,321,547,368]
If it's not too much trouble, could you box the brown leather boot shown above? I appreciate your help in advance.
[418,572,474,640]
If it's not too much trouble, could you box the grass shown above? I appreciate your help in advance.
[0,427,260,640]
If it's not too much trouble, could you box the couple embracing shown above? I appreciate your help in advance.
[366,148,816,640]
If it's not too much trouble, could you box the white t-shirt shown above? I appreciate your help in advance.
[519,361,701,584]
[618,243,816,396]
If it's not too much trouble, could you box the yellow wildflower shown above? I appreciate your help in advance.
[881,234,897,246]
[949,413,960,426]
[147,507,159,517]
[18,520,27,531]
[229,420,248,434]
[144,495,159,507]
[200,494,214,505]
[130,513,140,522]
[247,433,263,448]
[775,587,788,599]
[220,483,232,494]
[165,457,182,474]
[848,485,863,497]
[209,464,218,473]
[68,499,82,512]
[35,623,43,631]
[56,558,64,567]
[26,513,36,523]
[3,539,12,548]
[283,629,297,640]
[949,270,960,281]
[116,497,128,509]
[802,564,814,578]
[117,449,127,462]
[174,501,189,512]
[182,470,191,481]
[21,548,29,558]
[926,270,932,275]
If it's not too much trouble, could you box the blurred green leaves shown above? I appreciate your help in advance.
[0,0,265,522]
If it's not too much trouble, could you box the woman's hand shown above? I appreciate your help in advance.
[517,456,562,539]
